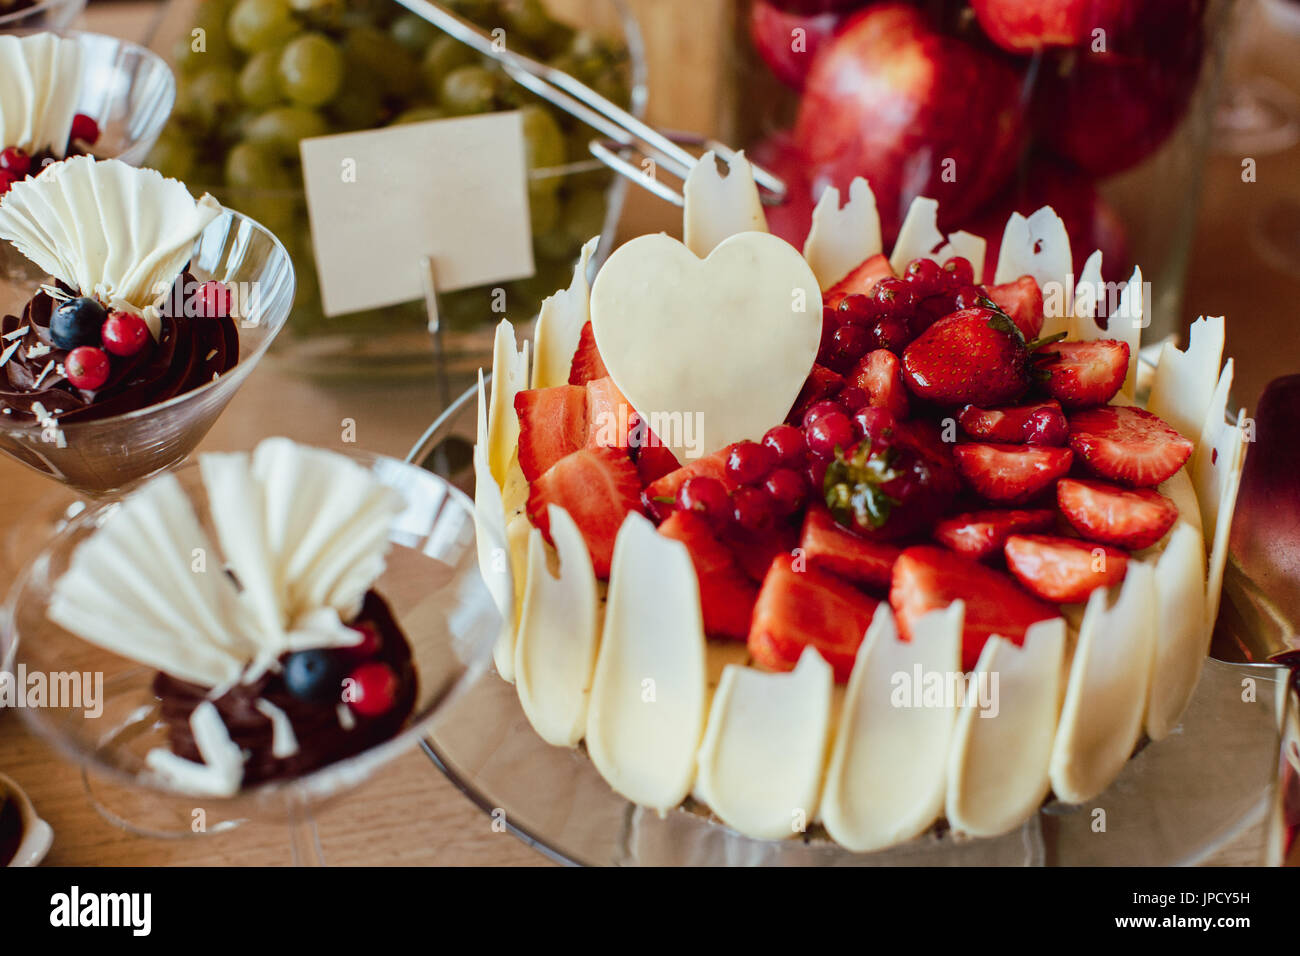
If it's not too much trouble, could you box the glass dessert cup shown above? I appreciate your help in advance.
[0,207,294,567]
[0,0,84,34]
[1,452,500,863]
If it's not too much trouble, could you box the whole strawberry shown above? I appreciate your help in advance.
[901,305,1059,407]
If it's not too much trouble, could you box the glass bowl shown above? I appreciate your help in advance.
[0,451,500,858]
[405,382,1282,866]
[0,0,84,34]
[66,31,178,167]
[0,206,295,496]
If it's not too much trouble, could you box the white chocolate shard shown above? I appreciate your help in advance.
[695,647,833,841]
[820,603,961,853]
[802,177,883,289]
[532,236,598,389]
[1070,262,1142,396]
[1159,465,1202,535]
[1145,523,1209,741]
[1147,315,1226,447]
[994,206,1073,337]
[1049,562,1156,804]
[682,150,769,258]
[585,513,708,813]
[0,157,222,334]
[487,319,529,487]
[145,701,245,797]
[474,371,516,680]
[1192,372,1249,626]
[888,196,986,280]
[0,34,84,159]
[514,506,601,747]
[946,618,1065,838]
[1069,249,1105,332]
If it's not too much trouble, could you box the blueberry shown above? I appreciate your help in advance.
[283,649,343,703]
[50,297,106,351]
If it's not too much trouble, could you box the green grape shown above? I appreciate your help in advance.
[278,32,343,107]
[439,65,497,116]
[342,26,418,98]
[519,104,565,172]
[145,134,197,181]
[528,183,559,235]
[228,0,299,54]
[176,67,240,132]
[391,106,447,126]
[245,106,328,156]
[328,77,386,131]
[503,0,556,47]
[220,108,260,145]
[420,34,477,96]
[562,185,608,245]
[186,0,237,64]
[237,49,284,108]
[224,142,292,189]
[389,12,439,55]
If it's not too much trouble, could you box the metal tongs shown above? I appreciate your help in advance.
[391,0,787,207]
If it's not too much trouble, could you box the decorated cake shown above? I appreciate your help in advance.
[46,438,415,796]
[0,156,240,427]
[471,154,1248,850]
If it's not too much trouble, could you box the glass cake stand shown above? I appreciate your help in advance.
[406,384,1288,866]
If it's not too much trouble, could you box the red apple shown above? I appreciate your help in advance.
[749,130,818,250]
[793,3,1026,241]
[948,154,1129,284]
[749,0,844,90]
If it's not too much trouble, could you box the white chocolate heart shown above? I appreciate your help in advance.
[588,232,821,461]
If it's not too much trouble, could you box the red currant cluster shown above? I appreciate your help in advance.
[674,424,813,533]
[0,115,101,198]
[819,255,979,373]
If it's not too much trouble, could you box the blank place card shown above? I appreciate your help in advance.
[299,110,536,317]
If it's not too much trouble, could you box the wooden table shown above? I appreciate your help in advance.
[1,0,1295,866]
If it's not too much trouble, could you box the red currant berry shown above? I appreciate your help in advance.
[676,475,731,524]
[64,346,110,390]
[340,621,383,661]
[100,310,150,357]
[801,399,842,431]
[853,406,897,446]
[942,256,975,287]
[725,440,777,486]
[731,486,774,532]
[806,457,828,493]
[836,386,869,413]
[903,257,944,294]
[806,410,854,460]
[0,171,16,198]
[836,293,872,325]
[70,113,100,146]
[952,284,985,311]
[829,324,870,368]
[873,277,918,316]
[195,280,232,318]
[870,315,911,352]
[346,661,399,718]
[0,148,30,178]
[762,424,806,468]
[764,467,807,516]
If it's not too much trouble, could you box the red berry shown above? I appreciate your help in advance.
[852,406,896,445]
[762,424,806,467]
[1026,406,1070,446]
[676,475,731,524]
[801,399,842,431]
[340,622,383,661]
[806,410,855,461]
[836,293,872,325]
[942,256,975,287]
[903,257,944,294]
[952,284,986,312]
[0,148,30,178]
[70,113,100,145]
[829,324,870,368]
[64,346,110,390]
[346,661,399,718]
[0,171,15,198]
[836,386,869,413]
[869,315,911,352]
[873,276,918,316]
[100,311,150,357]
[725,440,777,486]
[731,486,774,532]
[196,280,232,318]
[806,457,828,494]
[764,467,807,516]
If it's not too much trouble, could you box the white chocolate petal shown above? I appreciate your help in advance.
[802,177,882,289]
[487,319,528,487]
[946,618,1065,838]
[585,513,708,813]
[1145,523,1209,741]
[1147,315,1226,447]
[145,701,244,797]
[1159,465,1202,535]
[1068,249,1105,335]
[1197,404,1248,628]
[1191,360,1237,541]
[474,371,516,682]
[994,206,1073,336]
[0,34,83,159]
[683,150,768,258]
[888,196,985,282]
[532,236,598,389]
[820,603,961,852]
[695,647,833,841]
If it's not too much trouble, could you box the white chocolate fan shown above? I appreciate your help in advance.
[0,33,84,160]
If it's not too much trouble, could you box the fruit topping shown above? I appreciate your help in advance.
[1040,339,1130,409]
[823,252,894,309]
[567,320,609,386]
[283,649,342,702]
[196,279,232,319]
[0,147,31,178]
[800,503,900,590]
[1056,477,1179,550]
[749,554,879,682]
[69,113,100,146]
[983,275,1044,339]
[763,466,808,516]
[932,508,1058,562]
[958,399,1068,446]
[0,170,16,198]
[100,310,151,357]
[805,407,856,461]
[675,475,732,528]
[890,545,1058,671]
[514,384,588,482]
[64,345,110,391]
[635,445,680,487]
[659,510,759,640]
[585,375,633,449]
[953,442,1073,504]
[848,348,910,418]
[791,363,845,421]
[762,423,807,468]
[644,448,737,511]
[725,439,778,486]
[731,485,776,532]
[1003,533,1129,604]
[526,446,642,578]
[50,296,107,350]
[346,660,400,718]
[340,621,383,662]
[1067,404,1193,488]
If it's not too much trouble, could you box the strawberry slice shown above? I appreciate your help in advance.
[1003,534,1129,604]
[1068,405,1193,488]
[514,385,588,482]
[985,275,1044,339]
[1041,340,1129,409]
[932,508,1058,561]
[953,442,1073,504]
[749,554,879,682]
[791,363,845,423]
[724,521,801,584]
[1056,477,1179,550]
[848,348,910,418]
[526,446,642,579]
[800,503,901,590]
[585,376,633,449]
[659,511,759,640]
[891,545,1058,671]
[636,445,681,487]
[824,252,894,309]
[958,399,1068,446]
[643,448,738,515]
[568,320,609,386]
